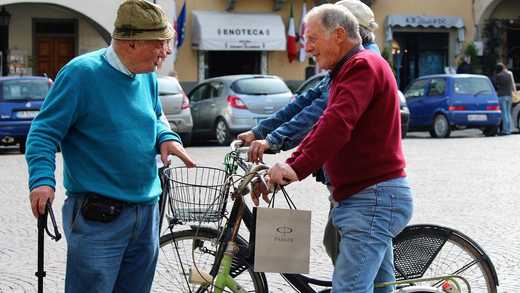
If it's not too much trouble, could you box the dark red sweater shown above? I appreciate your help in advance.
[287,49,406,202]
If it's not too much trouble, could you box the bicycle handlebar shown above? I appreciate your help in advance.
[230,140,249,154]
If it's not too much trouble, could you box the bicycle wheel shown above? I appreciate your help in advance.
[153,228,267,293]
[393,225,498,293]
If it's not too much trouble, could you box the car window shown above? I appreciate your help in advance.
[189,84,210,102]
[209,82,224,98]
[428,79,446,96]
[158,78,182,95]
[405,79,428,99]
[453,77,494,96]
[297,75,324,94]
[231,77,290,95]
[1,79,49,101]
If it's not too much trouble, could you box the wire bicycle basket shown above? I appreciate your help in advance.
[163,166,230,224]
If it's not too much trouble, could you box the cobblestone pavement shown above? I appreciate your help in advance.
[1,130,519,292]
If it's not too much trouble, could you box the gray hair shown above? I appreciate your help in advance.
[304,4,362,44]
[359,26,375,46]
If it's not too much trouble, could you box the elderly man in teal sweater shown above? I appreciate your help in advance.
[25,1,195,292]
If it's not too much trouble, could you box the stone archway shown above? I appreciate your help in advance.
[2,0,115,39]
[1,0,177,76]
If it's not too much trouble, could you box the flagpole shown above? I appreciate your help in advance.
[298,2,307,63]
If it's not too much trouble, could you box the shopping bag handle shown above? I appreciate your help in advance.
[268,185,297,210]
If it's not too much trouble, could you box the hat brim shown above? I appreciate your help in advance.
[112,23,175,41]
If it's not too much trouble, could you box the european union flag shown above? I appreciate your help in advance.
[176,0,186,49]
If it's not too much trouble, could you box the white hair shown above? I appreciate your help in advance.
[304,3,362,44]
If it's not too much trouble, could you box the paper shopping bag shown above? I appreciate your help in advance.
[253,207,311,273]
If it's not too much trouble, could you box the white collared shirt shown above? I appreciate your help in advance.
[103,45,135,78]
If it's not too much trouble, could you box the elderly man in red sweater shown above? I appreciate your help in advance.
[266,4,413,293]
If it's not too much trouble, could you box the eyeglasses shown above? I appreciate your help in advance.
[157,39,174,51]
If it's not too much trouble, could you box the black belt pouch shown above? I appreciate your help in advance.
[81,193,124,223]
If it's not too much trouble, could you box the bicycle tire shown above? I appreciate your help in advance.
[393,224,498,293]
[153,228,267,293]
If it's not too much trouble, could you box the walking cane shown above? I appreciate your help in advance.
[36,201,62,293]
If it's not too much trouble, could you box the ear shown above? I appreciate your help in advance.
[334,26,347,44]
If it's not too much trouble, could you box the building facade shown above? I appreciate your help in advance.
[0,0,518,90]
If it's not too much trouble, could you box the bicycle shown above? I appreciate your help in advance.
[153,141,499,293]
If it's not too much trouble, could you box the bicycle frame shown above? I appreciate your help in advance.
[161,148,494,293]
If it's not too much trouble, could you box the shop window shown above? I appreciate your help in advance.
[206,51,260,78]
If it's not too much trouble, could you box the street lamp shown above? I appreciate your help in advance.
[0,7,11,27]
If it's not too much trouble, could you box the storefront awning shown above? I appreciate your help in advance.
[191,11,286,51]
[385,15,465,43]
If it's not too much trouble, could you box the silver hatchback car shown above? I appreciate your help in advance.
[158,76,193,145]
[188,75,293,145]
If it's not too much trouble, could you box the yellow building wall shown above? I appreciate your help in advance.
[173,0,310,84]
[372,0,476,51]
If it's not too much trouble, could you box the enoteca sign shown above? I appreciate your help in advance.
[192,11,286,51]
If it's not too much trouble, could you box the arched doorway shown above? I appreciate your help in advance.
[0,1,111,78]
[478,0,520,79]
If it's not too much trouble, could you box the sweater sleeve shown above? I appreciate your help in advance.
[287,59,376,180]
[25,66,82,191]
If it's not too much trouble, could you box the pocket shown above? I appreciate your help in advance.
[62,197,83,235]
[389,197,413,236]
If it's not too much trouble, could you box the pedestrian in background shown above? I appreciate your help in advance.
[25,0,195,292]
[494,63,515,135]
[265,4,412,292]
[237,0,382,265]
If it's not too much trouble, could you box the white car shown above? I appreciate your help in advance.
[158,76,193,146]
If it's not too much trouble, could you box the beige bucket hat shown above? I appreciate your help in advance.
[335,0,378,31]
[112,0,175,40]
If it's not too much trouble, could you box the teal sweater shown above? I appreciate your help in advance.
[26,49,180,203]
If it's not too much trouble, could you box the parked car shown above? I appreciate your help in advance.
[188,74,293,145]
[0,76,52,153]
[404,74,501,138]
[510,83,520,132]
[157,75,193,146]
[295,72,410,138]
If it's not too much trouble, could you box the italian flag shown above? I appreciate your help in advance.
[287,1,298,63]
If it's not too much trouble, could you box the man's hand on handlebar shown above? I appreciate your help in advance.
[248,140,270,163]
[237,131,256,145]
[237,131,272,163]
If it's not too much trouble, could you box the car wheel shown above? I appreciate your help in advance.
[482,126,498,137]
[429,114,451,138]
[215,119,232,146]
[179,132,192,147]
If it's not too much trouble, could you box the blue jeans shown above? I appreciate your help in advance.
[62,196,159,293]
[330,177,413,293]
[498,95,512,134]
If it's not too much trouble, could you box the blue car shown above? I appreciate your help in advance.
[404,74,501,138]
[0,76,52,153]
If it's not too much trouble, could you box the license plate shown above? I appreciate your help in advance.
[467,114,487,121]
[16,111,39,119]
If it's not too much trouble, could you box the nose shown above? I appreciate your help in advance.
[305,42,314,54]
[162,39,173,56]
